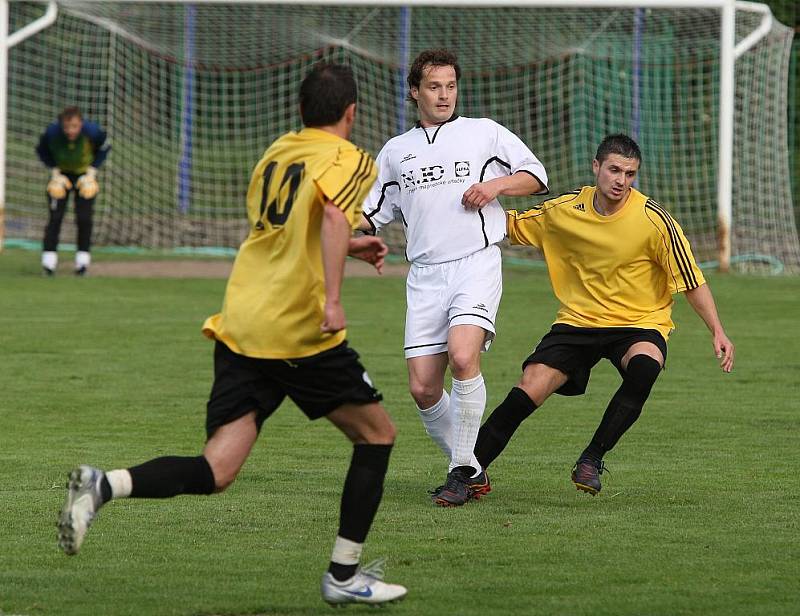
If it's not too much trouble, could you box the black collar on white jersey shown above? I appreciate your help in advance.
[415,114,459,145]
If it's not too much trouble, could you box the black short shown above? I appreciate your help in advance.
[523,324,667,396]
[206,341,382,438]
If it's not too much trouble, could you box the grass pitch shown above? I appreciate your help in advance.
[0,248,798,616]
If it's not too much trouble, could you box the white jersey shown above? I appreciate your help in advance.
[363,116,548,265]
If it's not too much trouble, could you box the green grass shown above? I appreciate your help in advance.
[0,248,798,616]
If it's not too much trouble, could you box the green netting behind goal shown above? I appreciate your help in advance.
[5,2,799,272]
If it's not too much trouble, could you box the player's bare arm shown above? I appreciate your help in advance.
[684,283,735,373]
[462,171,543,210]
[348,235,388,275]
[320,201,352,333]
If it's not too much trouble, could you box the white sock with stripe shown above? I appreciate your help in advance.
[417,390,452,459]
[449,374,485,476]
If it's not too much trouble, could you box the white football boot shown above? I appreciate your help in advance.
[321,559,407,606]
[57,465,106,555]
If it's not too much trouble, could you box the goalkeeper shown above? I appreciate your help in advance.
[35,106,110,276]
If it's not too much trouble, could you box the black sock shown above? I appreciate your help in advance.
[581,400,642,465]
[329,562,358,582]
[327,444,392,581]
[336,444,392,543]
[474,387,537,469]
[100,476,112,503]
[582,355,661,462]
[128,455,215,498]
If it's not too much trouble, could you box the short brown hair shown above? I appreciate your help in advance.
[595,134,642,165]
[58,106,82,122]
[406,49,461,105]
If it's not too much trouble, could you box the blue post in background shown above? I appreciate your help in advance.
[177,3,196,214]
[395,7,411,134]
[631,7,644,187]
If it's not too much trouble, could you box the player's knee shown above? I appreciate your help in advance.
[622,354,662,400]
[357,415,396,446]
[518,363,565,406]
[516,373,539,401]
[372,418,397,445]
[448,349,479,380]
[409,381,441,409]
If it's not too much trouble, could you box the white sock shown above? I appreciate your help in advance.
[75,251,91,269]
[42,251,58,271]
[449,374,486,475]
[106,469,132,499]
[417,390,452,459]
[330,535,363,567]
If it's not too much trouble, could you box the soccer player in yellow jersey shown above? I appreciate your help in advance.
[57,63,407,607]
[469,134,735,495]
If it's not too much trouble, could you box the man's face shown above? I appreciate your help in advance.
[61,116,83,141]
[592,154,640,204]
[411,64,457,126]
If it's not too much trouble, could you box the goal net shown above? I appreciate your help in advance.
[4,1,799,272]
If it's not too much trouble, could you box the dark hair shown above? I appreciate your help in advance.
[58,106,82,122]
[299,62,357,127]
[595,134,642,165]
[406,48,461,104]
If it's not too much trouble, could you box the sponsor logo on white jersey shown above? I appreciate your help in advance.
[400,163,471,191]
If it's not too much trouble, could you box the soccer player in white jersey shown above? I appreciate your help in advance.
[360,49,548,506]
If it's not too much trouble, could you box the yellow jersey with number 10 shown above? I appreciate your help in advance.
[203,128,376,359]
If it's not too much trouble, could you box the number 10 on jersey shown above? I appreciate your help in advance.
[255,161,305,230]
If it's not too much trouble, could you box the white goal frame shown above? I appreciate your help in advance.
[0,0,778,272]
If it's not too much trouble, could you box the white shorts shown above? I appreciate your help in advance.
[404,245,503,359]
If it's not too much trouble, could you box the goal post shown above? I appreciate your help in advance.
[1,0,797,273]
[0,0,57,250]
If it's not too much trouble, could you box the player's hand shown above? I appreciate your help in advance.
[47,168,72,200]
[462,181,501,210]
[321,300,346,334]
[76,167,99,199]
[713,330,735,373]
[348,236,388,275]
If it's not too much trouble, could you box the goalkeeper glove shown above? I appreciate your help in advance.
[76,167,99,199]
[46,168,72,200]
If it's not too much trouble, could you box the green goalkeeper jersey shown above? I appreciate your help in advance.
[36,120,110,174]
